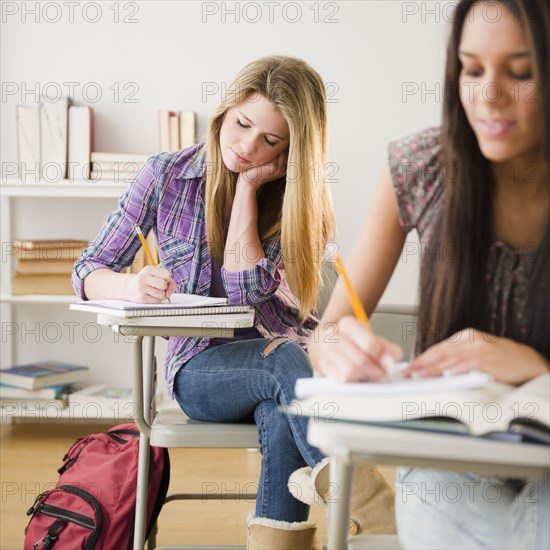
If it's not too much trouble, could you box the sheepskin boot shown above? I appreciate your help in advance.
[288,458,396,535]
[246,511,320,550]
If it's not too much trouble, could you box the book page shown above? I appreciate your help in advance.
[292,374,550,438]
[80,293,229,310]
[295,363,493,399]
[492,374,550,432]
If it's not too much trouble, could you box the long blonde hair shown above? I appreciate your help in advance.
[204,55,335,321]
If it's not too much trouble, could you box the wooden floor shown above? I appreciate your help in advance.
[1,423,396,549]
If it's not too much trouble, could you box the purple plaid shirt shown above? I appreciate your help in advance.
[73,144,318,398]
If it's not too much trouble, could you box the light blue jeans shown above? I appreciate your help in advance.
[396,467,550,549]
[173,338,325,522]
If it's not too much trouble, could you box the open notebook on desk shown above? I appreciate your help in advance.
[292,367,550,444]
[70,293,252,318]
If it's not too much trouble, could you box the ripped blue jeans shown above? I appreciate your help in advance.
[173,338,325,522]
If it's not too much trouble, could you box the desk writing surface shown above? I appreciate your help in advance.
[293,398,549,550]
[95,311,255,329]
[93,311,255,338]
[305,417,550,477]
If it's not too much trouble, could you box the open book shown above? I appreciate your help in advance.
[293,367,550,444]
[70,293,252,318]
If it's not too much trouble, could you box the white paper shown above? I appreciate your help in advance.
[295,363,493,399]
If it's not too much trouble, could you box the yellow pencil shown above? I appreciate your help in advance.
[134,224,171,302]
[334,254,373,332]
[134,224,157,266]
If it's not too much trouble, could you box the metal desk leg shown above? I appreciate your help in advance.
[135,431,150,549]
[133,336,155,550]
[143,337,157,550]
[328,457,353,550]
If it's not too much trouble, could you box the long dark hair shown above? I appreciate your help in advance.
[417,0,550,359]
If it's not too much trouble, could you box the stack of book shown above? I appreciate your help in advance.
[89,152,152,182]
[68,105,94,180]
[11,239,88,295]
[158,110,196,152]
[0,361,90,411]
[68,385,135,420]
[16,98,94,181]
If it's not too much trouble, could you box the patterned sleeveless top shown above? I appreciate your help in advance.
[387,127,542,341]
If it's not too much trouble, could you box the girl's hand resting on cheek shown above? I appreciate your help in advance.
[316,315,403,382]
[126,266,177,304]
[237,150,288,192]
[404,328,550,385]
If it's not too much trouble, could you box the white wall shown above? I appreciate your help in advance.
[1,0,455,300]
[0,1,454,377]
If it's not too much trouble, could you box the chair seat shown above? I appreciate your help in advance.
[150,407,260,448]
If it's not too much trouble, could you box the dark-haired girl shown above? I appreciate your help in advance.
[309,1,549,547]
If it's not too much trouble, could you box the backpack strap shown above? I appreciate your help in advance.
[32,519,66,549]
[105,428,140,444]
[108,429,140,437]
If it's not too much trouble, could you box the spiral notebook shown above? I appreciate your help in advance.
[70,293,252,318]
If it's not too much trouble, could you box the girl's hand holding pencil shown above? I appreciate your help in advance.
[130,225,177,304]
[127,265,177,304]
[312,255,403,382]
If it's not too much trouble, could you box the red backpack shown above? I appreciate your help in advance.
[24,423,170,550]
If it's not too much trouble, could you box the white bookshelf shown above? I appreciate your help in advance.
[0,294,79,304]
[1,179,127,198]
[0,178,136,422]
[0,403,135,424]
[0,179,127,306]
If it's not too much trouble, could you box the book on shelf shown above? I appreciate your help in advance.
[11,239,86,293]
[13,239,89,262]
[0,361,89,390]
[67,385,135,419]
[158,110,176,152]
[68,385,133,406]
[292,369,550,444]
[158,110,196,152]
[11,272,74,295]
[87,152,151,182]
[40,96,71,179]
[0,382,79,400]
[170,115,180,150]
[16,105,41,178]
[70,293,252,318]
[179,111,196,148]
[67,106,94,180]
[0,397,67,410]
[17,258,75,275]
